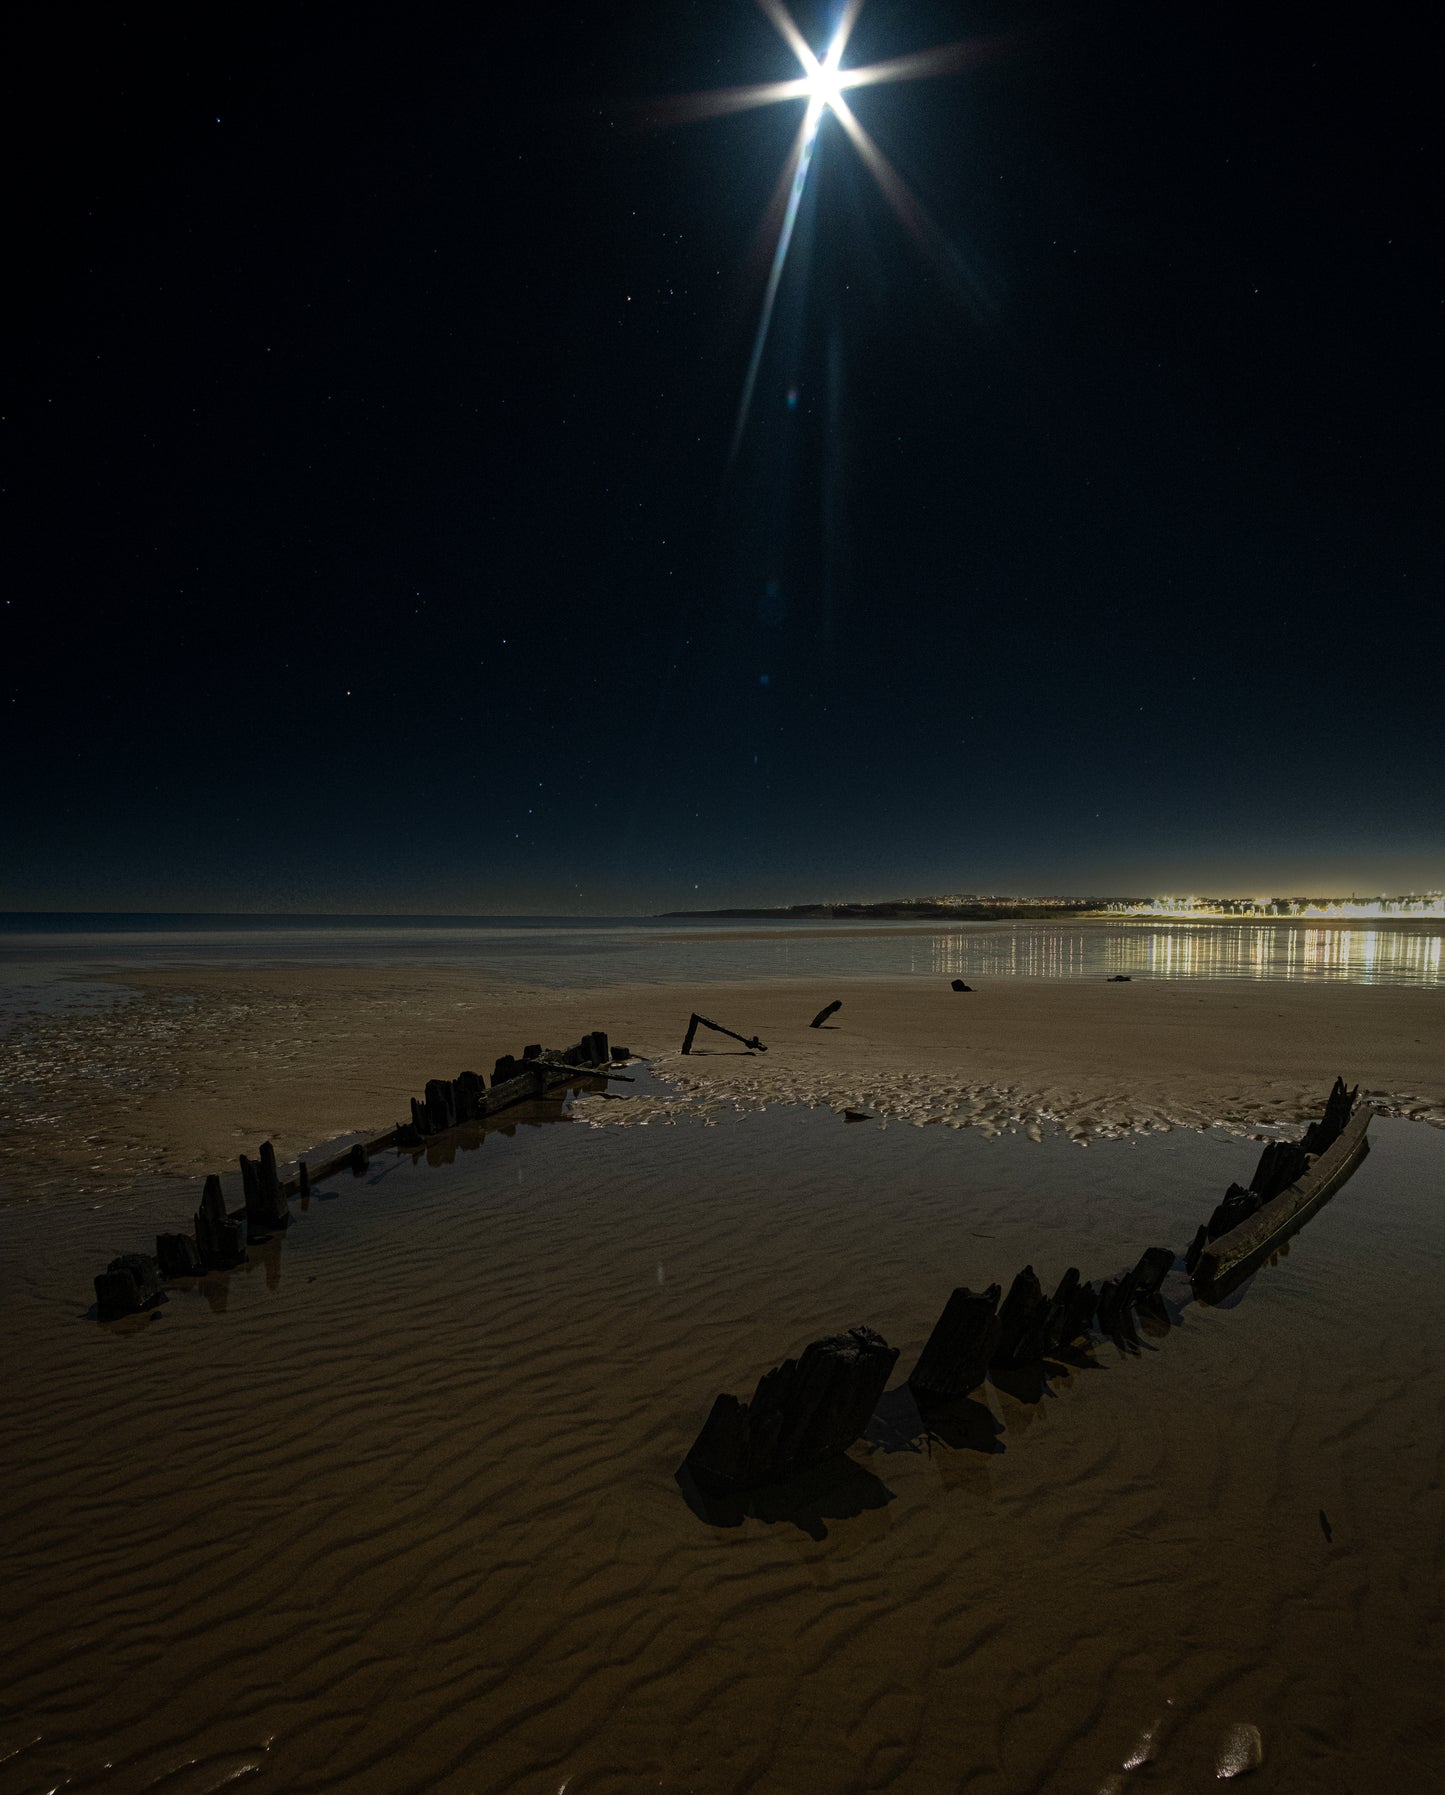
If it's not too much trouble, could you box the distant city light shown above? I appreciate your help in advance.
[1105,894,1444,919]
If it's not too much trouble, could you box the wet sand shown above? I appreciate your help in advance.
[1,966,1442,1201]
[2,1103,1442,1793]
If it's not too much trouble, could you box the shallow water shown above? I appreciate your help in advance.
[0,914,1441,1040]
[2,1102,1441,1794]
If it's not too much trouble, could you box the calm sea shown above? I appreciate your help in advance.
[0,912,1440,1032]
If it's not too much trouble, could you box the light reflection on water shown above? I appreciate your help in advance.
[922,922,1443,986]
[0,917,1440,997]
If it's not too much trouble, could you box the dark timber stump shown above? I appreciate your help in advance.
[155,1233,202,1278]
[992,1266,1050,1367]
[195,1175,246,1268]
[241,1143,290,1239]
[681,1325,898,1496]
[1130,1246,1174,1297]
[94,1252,163,1321]
[909,1285,1000,1400]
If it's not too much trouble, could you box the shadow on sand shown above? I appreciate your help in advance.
[675,1453,895,1541]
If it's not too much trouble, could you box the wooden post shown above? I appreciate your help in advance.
[241,1143,289,1238]
[195,1174,246,1268]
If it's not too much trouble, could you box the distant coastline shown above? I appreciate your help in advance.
[656,902,1092,923]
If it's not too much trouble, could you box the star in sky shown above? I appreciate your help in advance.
[669,0,989,455]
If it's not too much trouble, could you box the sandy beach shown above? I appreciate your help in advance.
[3,936,1444,1792]
[3,1093,1443,1793]
[2,962,1442,1202]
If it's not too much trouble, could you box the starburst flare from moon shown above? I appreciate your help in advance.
[665,0,990,457]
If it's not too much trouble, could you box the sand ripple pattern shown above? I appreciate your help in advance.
[585,1052,1445,1144]
[2,1109,1443,1794]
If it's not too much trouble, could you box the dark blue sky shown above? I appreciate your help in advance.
[5,1,1441,910]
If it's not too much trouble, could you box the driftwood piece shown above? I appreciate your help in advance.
[680,1013,767,1056]
[1195,1101,1372,1291]
[155,1232,202,1279]
[992,1266,1050,1367]
[1107,974,1132,982]
[909,1285,1000,1400]
[682,1325,898,1495]
[809,1001,842,1028]
[95,1252,163,1320]
[195,1175,246,1269]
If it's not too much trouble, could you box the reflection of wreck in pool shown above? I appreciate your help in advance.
[678,1079,1372,1510]
[88,1030,634,1321]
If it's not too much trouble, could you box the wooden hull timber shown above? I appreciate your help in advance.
[1193,1103,1373,1296]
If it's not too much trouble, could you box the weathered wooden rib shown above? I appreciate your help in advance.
[909,1284,1000,1400]
[681,1325,898,1495]
[1193,1103,1372,1291]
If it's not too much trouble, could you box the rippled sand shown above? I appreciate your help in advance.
[1,969,1442,1203]
[3,1101,1442,1794]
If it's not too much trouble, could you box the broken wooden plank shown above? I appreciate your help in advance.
[681,1325,898,1496]
[680,1013,767,1055]
[1194,1102,1372,1291]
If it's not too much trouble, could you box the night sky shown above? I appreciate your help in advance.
[5,1,1441,912]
